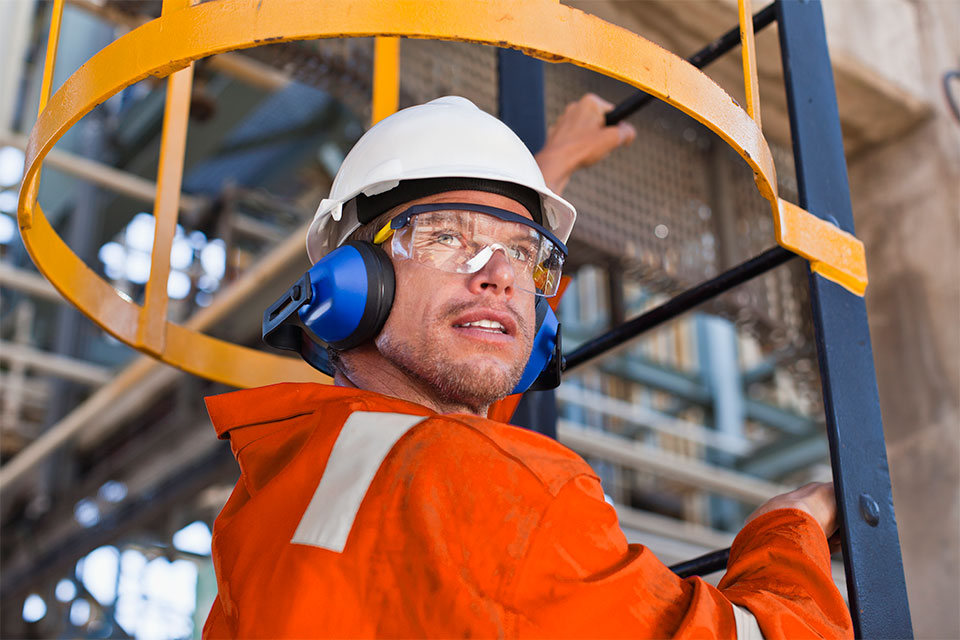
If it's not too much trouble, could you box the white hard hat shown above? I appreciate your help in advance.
[306,96,577,263]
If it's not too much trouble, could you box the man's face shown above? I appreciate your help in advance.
[373,190,537,412]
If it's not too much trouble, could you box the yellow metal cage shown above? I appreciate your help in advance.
[18,0,867,389]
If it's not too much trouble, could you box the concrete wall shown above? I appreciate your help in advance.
[577,0,959,634]
[835,2,960,636]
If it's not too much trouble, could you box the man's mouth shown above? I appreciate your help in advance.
[449,307,519,338]
[454,319,507,334]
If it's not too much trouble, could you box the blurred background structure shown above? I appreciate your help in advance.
[0,0,956,637]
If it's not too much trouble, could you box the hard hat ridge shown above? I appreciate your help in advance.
[306,96,577,264]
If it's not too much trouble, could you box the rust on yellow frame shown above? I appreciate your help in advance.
[18,0,869,388]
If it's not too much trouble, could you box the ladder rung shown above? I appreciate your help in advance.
[605,3,778,125]
[563,246,794,372]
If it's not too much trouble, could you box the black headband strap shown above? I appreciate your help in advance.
[355,177,543,225]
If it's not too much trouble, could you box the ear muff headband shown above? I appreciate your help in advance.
[511,298,562,394]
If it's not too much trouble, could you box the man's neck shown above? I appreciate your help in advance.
[333,347,489,417]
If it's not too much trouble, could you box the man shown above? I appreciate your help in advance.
[203,95,853,638]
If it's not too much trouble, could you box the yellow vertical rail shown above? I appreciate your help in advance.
[739,0,762,128]
[136,0,194,356]
[36,0,64,116]
[24,0,65,215]
[371,37,400,125]
[13,0,870,396]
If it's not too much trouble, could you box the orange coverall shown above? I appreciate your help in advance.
[203,382,853,638]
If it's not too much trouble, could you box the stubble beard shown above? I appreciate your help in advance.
[375,303,533,413]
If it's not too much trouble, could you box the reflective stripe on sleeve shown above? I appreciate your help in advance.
[732,604,766,640]
[291,411,426,552]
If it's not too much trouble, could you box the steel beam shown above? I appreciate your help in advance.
[0,263,61,301]
[556,384,752,456]
[0,341,111,386]
[497,49,546,154]
[737,434,829,480]
[563,328,818,436]
[558,419,789,504]
[0,132,207,213]
[0,426,234,603]
[0,221,315,494]
[776,1,912,635]
[564,247,795,371]
[615,503,734,552]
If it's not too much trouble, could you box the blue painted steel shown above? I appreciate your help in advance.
[299,245,369,344]
[697,315,746,529]
[776,0,913,636]
[497,49,546,153]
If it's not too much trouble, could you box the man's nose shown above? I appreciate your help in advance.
[467,247,515,296]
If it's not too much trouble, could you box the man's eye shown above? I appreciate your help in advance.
[508,244,534,262]
[432,232,462,247]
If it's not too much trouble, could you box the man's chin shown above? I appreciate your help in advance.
[412,356,515,409]
[376,332,528,411]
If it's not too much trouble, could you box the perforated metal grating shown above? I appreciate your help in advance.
[230,38,816,372]
[240,39,376,120]
[398,40,500,115]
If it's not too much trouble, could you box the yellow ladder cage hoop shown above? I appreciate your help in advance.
[18,0,868,389]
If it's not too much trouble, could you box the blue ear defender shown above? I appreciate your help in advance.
[263,241,395,375]
[263,242,562,392]
[512,298,563,394]
[298,241,396,350]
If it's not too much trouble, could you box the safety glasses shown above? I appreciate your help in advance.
[373,203,568,297]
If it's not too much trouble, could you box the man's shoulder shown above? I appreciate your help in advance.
[204,382,595,497]
[403,413,596,497]
[204,382,432,439]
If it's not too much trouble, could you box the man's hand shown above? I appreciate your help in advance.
[535,93,637,195]
[746,482,839,541]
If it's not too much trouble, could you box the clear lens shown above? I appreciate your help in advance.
[390,209,565,296]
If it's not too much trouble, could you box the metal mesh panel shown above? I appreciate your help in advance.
[222,37,816,365]
[397,45,815,370]
[397,39,499,114]
[238,39,376,120]
[722,142,814,348]
[546,64,718,287]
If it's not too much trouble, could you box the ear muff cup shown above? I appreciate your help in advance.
[511,297,560,394]
[298,241,395,350]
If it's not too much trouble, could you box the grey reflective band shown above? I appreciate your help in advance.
[390,202,568,256]
[732,604,766,640]
[291,411,426,552]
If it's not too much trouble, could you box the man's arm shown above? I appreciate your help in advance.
[509,475,852,638]
[535,93,637,195]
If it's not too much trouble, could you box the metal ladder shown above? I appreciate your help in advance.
[498,2,912,636]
